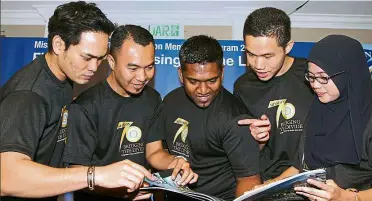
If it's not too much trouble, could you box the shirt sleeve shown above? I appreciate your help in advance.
[63,103,98,166]
[0,91,48,158]
[146,95,165,143]
[221,115,261,178]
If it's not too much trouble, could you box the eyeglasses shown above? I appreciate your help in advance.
[305,71,345,84]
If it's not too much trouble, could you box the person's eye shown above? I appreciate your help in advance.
[319,77,328,83]
[146,65,154,70]
[264,55,273,59]
[189,80,197,84]
[83,56,91,61]
[209,79,217,83]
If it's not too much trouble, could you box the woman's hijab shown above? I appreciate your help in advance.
[305,35,372,169]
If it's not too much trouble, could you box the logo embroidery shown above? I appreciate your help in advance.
[268,99,296,127]
[117,122,142,150]
[173,118,189,144]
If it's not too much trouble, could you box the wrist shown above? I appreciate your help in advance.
[173,155,188,162]
[94,166,104,187]
[345,188,360,201]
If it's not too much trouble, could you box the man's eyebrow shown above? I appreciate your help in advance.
[127,63,141,68]
[83,53,107,60]
[186,75,220,82]
[127,62,155,68]
[245,49,274,57]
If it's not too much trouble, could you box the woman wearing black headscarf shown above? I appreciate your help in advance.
[294,35,372,200]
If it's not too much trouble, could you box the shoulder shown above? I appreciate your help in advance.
[1,58,44,98]
[73,82,105,104]
[290,57,308,76]
[71,82,107,114]
[234,71,256,92]
[215,88,249,118]
[163,87,184,103]
[141,86,162,102]
[1,91,48,112]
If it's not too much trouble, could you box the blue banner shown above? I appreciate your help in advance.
[1,38,371,97]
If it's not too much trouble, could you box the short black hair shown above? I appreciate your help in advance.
[47,1,116,52]
[109,25,154,58]
[179,35,223,71]
[243,7,291,47]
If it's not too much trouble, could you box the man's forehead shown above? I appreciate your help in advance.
[245,36,281,51]
[185,63,220,73]
[80,47,108,58]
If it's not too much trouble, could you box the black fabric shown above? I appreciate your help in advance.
[0,55,72,201]
[234,58,314,180]
[305,35,372,169]
[307,114,372,191]
[63,81,163,201]
[163,87,260,201]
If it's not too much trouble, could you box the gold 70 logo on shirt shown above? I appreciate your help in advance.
[268,99,296,128]
[173,118,189,144]
[117,121,142,150]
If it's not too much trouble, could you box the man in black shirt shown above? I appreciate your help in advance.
[63,25,198,201]
[234,7,314,184]
[0,2,153,201]
[163,35,261,201]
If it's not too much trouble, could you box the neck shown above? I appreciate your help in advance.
[106,73,130,97]
[276,56,294,77]
[45,52,67,81]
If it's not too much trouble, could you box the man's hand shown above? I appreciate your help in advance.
[168,156,198,186]
[294,179,356,201]
[126,183,152,201]
[238,114,271,146]
[95,159,154,193]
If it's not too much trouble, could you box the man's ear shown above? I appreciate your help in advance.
[221,66,225,80]
[52,35,66,55]
[107,54,116,71]
[178,67,184,84]
[285,40,294,55]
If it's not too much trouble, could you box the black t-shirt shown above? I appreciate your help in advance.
[163,87,260,201]
[234,58,314,181]
[63,81,164,201]
[0,55,72,201]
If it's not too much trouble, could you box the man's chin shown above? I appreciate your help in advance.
[74,79,90,85]
[195,101,211,109]
[127,88,145,96]
[256,74,274,82]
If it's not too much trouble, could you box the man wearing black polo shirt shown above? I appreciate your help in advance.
[163,35,261,201]
[63,25,198,201]
[0,2,153,201]
[234,7,314,184]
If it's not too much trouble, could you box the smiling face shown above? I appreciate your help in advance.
[107,39,155,97]
[179,62,223,108]
[308,62,340,103]
[244,35,293,81]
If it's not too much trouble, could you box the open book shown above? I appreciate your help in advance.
[140,168,326,201]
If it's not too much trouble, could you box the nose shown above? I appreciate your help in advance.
[136,68,147,82]
[255,57,265,70]
[87,59,99,72]
[196,82,210,95]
